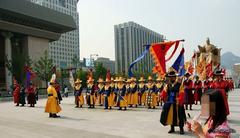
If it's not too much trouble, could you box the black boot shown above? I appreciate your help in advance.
[118,107,122,110]
[168,126,175,133]
[49,113,53,118]
[180,126,184,135]
[190,105,192,110]
[52,114,60,118]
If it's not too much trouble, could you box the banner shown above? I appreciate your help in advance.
[128,45,151,77]
[171,48,185,76]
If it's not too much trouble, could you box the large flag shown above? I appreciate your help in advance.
[171,48,185,76]
[149,40,184,76]
[128,45,151,77]
[24,66,36,87]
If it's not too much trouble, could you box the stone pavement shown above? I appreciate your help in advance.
[0,90,239,138]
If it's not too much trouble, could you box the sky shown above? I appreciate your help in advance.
[77,0,240,64]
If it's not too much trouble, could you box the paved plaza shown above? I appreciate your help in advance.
[0,90,239,138]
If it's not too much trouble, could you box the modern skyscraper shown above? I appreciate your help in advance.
[28,0,79,68]
[114,21,164,75]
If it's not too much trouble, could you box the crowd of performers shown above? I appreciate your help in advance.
[12,80,38,107]
[72,71,234,112]
[73,76,164,110]
[12,69,234,129]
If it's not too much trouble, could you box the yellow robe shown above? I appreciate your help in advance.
[45,85,61,113]
[129,83,138,105]
[106,85,114,107]
[87,84,95,105]
[98,84,104,105]
[146,83,157,108]
[118,84,127,107]
[75,85,84,106]
[138,83,146,105]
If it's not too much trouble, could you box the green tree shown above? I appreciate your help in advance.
[71,54,80,68]
[94,62,107,80]
[5,52,32,84]
[76,68,87,87]
[33,50,55,88]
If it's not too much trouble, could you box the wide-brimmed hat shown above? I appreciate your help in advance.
[195,75,199,79]
[105,78,111,83]
[75,78,82,84]
[114,77,119,82]
[214,70,224,76]
[148,76,153,81]
[130,77,136,82]
[87,77,94,83]
[138,77,145,82]
[118,77,125,82]
[185,72,191,77]
[111,77,114,82]
[98,78,104,83]
[156,76,164,81]
[166,71,177,77]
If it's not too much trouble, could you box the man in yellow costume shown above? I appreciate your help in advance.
[74,79,84,108]
[125,78,131,106]
[138,77,146,106]
[129,77,138,108]
[86,77,95,108]
[110,77,116,106]
[116,77,127,110]
[146,76,157,109]
[45,74,61,118]
[155,76,165,106]
[103,78,113,109]
[97,78,105,106]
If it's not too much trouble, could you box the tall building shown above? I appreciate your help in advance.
[114,21,164,75]
[0,0,76,90]
[28,0,79,68]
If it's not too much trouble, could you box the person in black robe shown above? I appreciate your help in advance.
[160,71,186,135]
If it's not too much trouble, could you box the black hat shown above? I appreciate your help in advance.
[166,71,177,77]
[185,73,191,77]
[214,70,223,76]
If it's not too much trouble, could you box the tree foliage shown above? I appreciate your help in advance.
[76,69,87,87]
[94,62,107,80]
[33,50,54,88]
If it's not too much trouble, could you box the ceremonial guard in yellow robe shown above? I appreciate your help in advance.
[156,76,164,106]
[138,77,146,106]
[125,79,131,105]
[116,77,127,110]
[110,77,116,106]
[113,77,119,106]
[86,78,95,108]
[103,78,113,109]
[45,75,61,118]
[129,77,138,108]
[74,79,84,108]
[146,76,157,109]
[97,78,105,106]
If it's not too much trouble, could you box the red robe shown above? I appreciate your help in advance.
[211,80,227,89]
[183,80,194,104]
[204,80,212,92]
[26,86,36,105]
[194,81,202,102]
[13,83,20,104]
